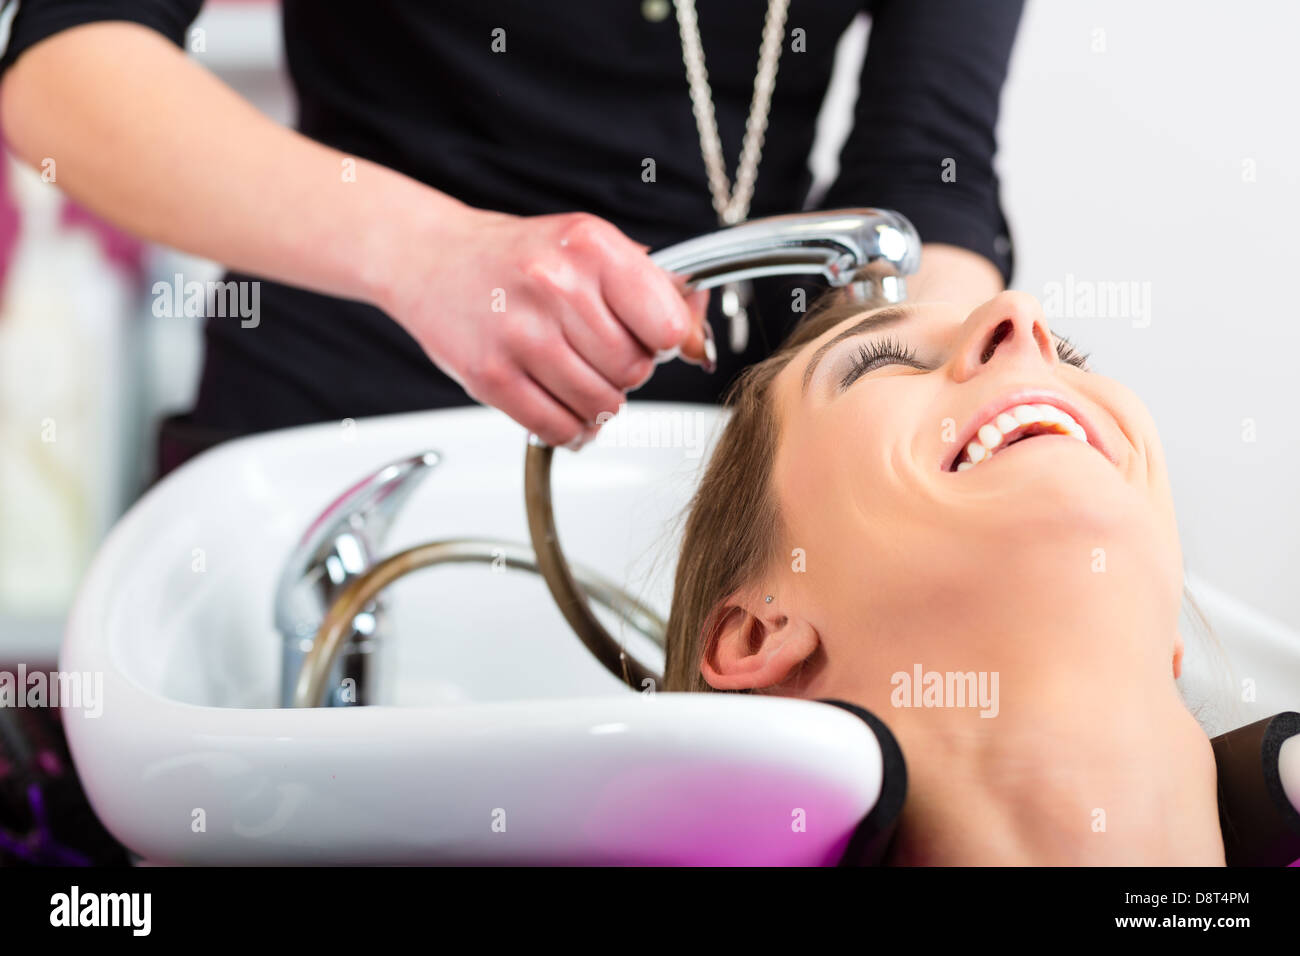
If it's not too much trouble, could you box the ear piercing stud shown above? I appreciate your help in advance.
[764,595,774,603]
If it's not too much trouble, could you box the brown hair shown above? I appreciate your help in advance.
[662,289,868,692]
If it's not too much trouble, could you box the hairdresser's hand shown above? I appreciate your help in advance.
[382,206,713,449]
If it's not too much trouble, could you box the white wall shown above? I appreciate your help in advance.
[997,1,1300,626]
[815,4,1299,627]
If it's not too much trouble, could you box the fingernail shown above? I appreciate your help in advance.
[701,318,717,374]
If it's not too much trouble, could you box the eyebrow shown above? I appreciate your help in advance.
[800,304,919,395]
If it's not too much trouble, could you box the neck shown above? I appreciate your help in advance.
[832,564,1224,865]
[883,682,1223,865]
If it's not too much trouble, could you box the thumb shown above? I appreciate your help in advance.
[677,288,715,373]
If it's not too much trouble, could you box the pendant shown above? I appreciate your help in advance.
[720,280,752,353]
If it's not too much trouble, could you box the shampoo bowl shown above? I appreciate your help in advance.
[61,405,894,865]
[61,403,1300,864]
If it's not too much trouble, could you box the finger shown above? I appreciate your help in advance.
[561,221,702,368]
[522,338,626,428]
[686,285,710,324]
[649,284,714,371]
[677,287,715,371]
[596,244,696,354]
[524,250,658,391]
[559,290,658,391]
[468,364,588,448]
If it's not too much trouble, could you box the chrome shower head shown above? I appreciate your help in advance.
[647,207,920,303]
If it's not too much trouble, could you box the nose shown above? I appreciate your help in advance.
[950,290,1056,382]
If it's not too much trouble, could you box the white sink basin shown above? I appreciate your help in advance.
[60,402,1300,864]
[60,404,888,864]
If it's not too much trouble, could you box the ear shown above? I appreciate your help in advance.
[1173,630,1185,680]
[700,590,820,692]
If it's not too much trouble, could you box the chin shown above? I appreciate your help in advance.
[958,453,1179,579]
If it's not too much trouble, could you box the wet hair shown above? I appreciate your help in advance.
[663,289,866,692]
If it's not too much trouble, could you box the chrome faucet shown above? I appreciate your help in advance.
[647,207,919,303]
[273,451,440,707]
[274,449,668,709]
[276,208,921,706]
[524,208,922,687]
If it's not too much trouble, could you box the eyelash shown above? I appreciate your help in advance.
[838,335,920,389]
[838,334,1092,390]
[1053,335,1091,371]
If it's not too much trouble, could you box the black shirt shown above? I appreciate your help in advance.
[1,0,1024,441]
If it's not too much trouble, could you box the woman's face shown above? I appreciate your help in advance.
[758,290,1183,693]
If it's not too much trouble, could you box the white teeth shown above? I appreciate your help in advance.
[1011,404,1040,425]
[977,424,1003,449]
[952,401,1091,472]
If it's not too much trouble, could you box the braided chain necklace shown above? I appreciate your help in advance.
[672,0,790,352]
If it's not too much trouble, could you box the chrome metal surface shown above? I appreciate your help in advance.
[291,537,666,707]
[274,451,440,707]
[648,208,920,302]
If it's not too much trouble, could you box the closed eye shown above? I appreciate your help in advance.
[838,332,1092,391]
[1055,335,1091,371]
[838,335,922,390]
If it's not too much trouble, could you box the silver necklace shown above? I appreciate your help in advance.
[673,0,789,353]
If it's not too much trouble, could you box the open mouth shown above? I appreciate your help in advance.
[949,403,1090,473]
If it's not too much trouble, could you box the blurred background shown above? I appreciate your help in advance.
[0,0,290,662]
[0,0,1296,668]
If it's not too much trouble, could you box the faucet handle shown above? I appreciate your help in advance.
[647,207,920,301]
[274,450,441,706]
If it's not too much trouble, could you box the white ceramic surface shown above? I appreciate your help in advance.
[60,402,1300,864]
[60,404,885,864]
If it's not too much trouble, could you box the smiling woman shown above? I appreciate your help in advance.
[663,286,1227,865]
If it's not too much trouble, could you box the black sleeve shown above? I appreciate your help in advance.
[816,0,1025,286]
[815,698,908,866]
[1211,711,1300,867]
[0,0,205,76]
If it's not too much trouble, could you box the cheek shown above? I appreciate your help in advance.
[778,394,936,576]
[1114,393,1182,576]
[784,395,905,508]
[1094,379,1178,518]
